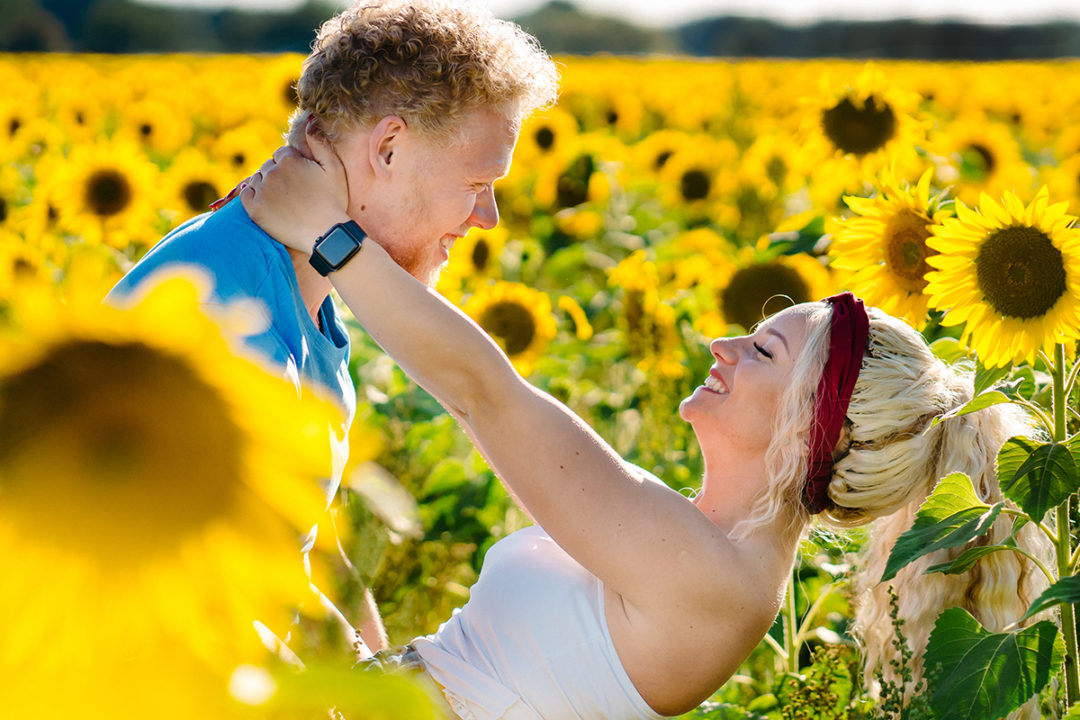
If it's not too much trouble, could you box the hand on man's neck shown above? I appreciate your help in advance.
[285,127,334,326]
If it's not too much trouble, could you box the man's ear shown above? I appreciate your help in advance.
[368,115,407,179]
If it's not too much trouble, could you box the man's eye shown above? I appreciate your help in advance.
[754,342,773,359]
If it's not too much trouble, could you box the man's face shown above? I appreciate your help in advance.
[335,107,519,286]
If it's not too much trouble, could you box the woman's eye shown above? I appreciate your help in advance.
[753,342,773,359]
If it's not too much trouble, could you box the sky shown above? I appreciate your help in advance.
[134,0,1080,27]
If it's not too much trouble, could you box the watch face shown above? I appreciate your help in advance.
[317,225,361,265]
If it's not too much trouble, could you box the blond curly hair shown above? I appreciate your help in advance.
[734,302,1051,715]
[288,0,559,143]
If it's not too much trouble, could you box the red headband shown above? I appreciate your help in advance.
[803,292,870,515]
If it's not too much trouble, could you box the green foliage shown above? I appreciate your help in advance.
[1023,574,1080,622]
[923,608,1063,720]
[872,586,933,720]
[998,437,1079,524]
[927,390,1010,429]
[776,646,863,720]
[881,473,1003,582]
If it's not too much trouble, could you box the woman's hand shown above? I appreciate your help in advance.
[241,125,353,253]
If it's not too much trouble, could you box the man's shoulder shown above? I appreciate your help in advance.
[108,201,288,303]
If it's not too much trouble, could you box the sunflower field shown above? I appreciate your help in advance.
[5,51,1080,718]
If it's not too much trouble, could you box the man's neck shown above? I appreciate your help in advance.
[288,247,334,325]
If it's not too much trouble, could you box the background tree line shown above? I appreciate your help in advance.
[3,0,1080,60]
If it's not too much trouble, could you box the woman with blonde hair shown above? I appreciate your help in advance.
[236,133,1049,719]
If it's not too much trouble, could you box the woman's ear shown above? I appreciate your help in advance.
[368,115,407,179]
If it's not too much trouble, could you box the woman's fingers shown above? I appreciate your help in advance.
[304,126,348,208]
[209,176,251,211]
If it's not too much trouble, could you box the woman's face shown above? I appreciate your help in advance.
[679,304,813,460]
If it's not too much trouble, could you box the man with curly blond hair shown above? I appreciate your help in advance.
[108,0,558,659]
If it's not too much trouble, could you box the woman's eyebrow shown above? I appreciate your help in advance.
[765,327,789,354]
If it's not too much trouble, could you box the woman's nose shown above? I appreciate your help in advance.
[710,336,739,364]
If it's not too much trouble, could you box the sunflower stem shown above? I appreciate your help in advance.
[1063,354,1080,401]
[786,569,800,675]
[1051,343,1080,705]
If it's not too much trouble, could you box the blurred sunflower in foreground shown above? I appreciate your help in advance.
[925,187,1080,367]
[829,168,952,328]
[464,281,557,376]
[0,273,338,713]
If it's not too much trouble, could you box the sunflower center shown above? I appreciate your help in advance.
[534,126,555,151]
[0,340,244,563]
[183,180,220,212]
[139,122,153,138]
[471,238,490,272]
[654,150,673,170]
[479,300,536,356]
[975,226,1066,319]
[883,208,935,293]
[12,257,36,279]
[284,78,300,107]
[0,196,7,224]
[680,169,711,201]
[720,262,811,330]
[766,155,788,187]
[821,96,897,155]
[85,169,133,217]
[556,155,593,209]
[961,144,995,181]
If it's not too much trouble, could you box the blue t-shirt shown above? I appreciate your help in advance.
[107,199,356,503]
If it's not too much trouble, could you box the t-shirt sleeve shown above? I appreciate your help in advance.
[105,213,302,390]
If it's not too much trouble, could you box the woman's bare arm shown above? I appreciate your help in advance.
[241,135,739,610]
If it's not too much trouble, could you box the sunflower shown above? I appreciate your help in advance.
[557,295,594,342]
[258,53,306,121]
[51,138,165,250]
[206,120,282,177]
[925,187,1080,367]
[628,128,698,178]
[656,136,739,226]
[437,226,509,298]
[719,248,836,332]
[0,273,336,678]
[1041,153,1080,217]
[828,168,952,327]
[45,83,110,144]
[799,64,926,190]
[463,281,557,376]
[515,105,580,164]
[930,114,1035,206]
[0,234,53,302]
[162,148,228,226]
[607,251,687,378]
[117,97,195,157]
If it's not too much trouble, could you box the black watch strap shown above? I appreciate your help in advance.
[309,220,366,276]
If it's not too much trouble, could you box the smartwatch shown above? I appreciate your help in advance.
[309,220,366,276]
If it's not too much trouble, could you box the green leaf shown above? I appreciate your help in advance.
[974,364,1012,395]
[881,472,1003,582]
[998,437,1079,524]
[924,607,1062,720]
[1022,574,1080,621]
[928,391,1011,428]
[930,337,969,366]
[926,542,1016,575]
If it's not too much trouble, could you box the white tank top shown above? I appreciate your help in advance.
[412,525,668,720]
